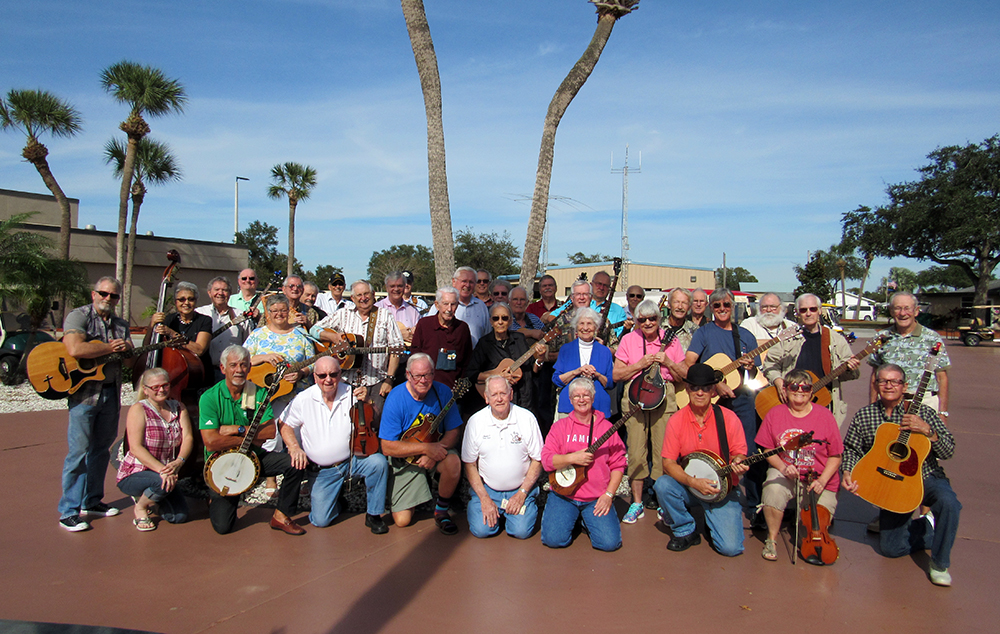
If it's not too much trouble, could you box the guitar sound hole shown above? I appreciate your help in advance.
[887,442,909,461]
[264,373,275,386]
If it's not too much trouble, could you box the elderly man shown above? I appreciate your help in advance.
[475,269,493,306]
[229,268,260,316]
[689,288,710,328]
[590,270,627,341]
[199,344,305,535]
[301,281,328,322]
[509,286,545,341]
[379,353,464,534]
[410,286,473,389]
[652,363,749,555]
[740,292,794,347]
[275,275,322,329]
[401,270,429,314]
[429,266,489,346]
[315,272,353,315]
[868,292,950,414]
[375,271,422,346]
[762,293,860,424]
[622,285,645,332]
[462,375,543,539]
[489,279,512,307]
[197,275,250,384]
[661,287,700,353]
[57,276,132,531]
[278,356,389,534]
[842,363,960,586]
[529,274,561,324]
[548,278,594,322]
[311,280,404,408]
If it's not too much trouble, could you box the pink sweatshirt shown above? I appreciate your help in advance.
[541,410,627,502]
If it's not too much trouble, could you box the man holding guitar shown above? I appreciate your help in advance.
[378,353,464,534]
[842,363,959,586]
[57,276,132,531]
[199,344,305,535]
[278,356,389,534]
[197,276,251,385]
[653,363,748,556]
[612,300,687,524]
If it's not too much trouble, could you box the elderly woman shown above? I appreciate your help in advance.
[465,302,541,411]
[612,299,688,524]
[116,368,194,531]
[553,307,615,419]
[148,280,213,383]
[540,377,626,551]
[755,369,844,562]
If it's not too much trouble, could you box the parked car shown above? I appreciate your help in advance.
[0,312,57,385]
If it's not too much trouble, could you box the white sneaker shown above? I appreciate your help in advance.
[929,564,952,587]
[922,510,936,530]
[81,503,120,517]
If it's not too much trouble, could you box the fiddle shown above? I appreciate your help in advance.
[350,380,380,457]
[799,470,839,565]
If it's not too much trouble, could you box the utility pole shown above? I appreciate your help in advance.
[234,176,249,242]
[611,145,640,289]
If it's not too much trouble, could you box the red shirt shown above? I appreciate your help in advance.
[527,299,558,319]
[662,405,747,462]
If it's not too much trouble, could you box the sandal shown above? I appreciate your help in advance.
[133,516,156,532]
[762,538,778,561]
[264,487,279,500]
[435,513,459,536]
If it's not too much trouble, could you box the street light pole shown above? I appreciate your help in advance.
[234,176,249,242]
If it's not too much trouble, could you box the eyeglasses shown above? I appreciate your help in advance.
[761,304,781,311]
[686,384,714,393]
[144,383,170,392]
[876,378,905,386]
[570,393,593,400]
[268,309,289,315]
[692,299,708,305]
[314,372,341,380]
[476,279,490,284]
[284,284,303,290]
[95,290,121,300]
[491,315,510,322]
[628,293,644,299]
[572,292,591,298]
[891,305,915,314]
[176,297,195,303]
[712,301,732,309]
[408,371,433,381]
[786,383,812,393]
[636,316,658,324]
[240,276,256,281]
[798,306,819,314]
[492,291,509,297]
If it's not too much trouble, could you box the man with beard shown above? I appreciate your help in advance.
[740,293,794,347]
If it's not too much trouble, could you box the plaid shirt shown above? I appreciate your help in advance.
[842,400,954,479]
[117,400,183,481]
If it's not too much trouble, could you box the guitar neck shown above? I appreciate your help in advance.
[643,328,681,380]
[238,369,286,453]
[586,406,640,453]
[718,444,783,476]
[904,344,941,415]
[720,327,799,375]
[812,337,884,393]
[426,380,468,435]
[95,338,176,366]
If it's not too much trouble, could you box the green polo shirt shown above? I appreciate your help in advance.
[199,380,273,461]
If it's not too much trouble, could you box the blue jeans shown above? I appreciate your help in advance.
[541,492,621,552]
[653,474,744,557]
[467,483,539,539]
[310,454,389,528]
[58,384,120,518]
[880,474,961,569]
[117,470,189,523]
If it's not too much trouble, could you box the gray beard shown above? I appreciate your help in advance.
[756,312,785,329]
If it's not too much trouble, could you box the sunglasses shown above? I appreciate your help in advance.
[240,276,256,281]
[491,315,510,322]
[176,297,195,303]
[476,279,490,284]
[492,291,509,297]
[628,293,644,299]
[712,301,732,309]
[314,372,341,379]
[686,384,714,393]
[786,383,812,393]
[798,306,819,314]
[636,316,658,324]
[96,290,121,300]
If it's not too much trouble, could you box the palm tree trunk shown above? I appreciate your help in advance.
[287,198,297,276]
[519,12,621,291]
[401,0,455,289]
[116,136,140,295]
[123,186,145,325]
[27,155,73,260]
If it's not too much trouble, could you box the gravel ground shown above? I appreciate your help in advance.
[0,381,137,414]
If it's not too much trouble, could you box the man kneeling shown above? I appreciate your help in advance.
[463,376,543,539]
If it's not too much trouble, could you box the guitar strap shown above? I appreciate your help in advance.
[730,324,743,394]
[241,382,258,417]
[712,404,730,464]
[365,307,379,349]
[820,326,832,376]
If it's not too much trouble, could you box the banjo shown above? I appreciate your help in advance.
[204,364,287,496]
[681,430,817,503]
[548,404,642,497]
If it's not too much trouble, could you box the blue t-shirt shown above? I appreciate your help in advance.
[379,381,464,441]
[687,322,761,368]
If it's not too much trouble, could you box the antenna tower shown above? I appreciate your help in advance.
[611,145,640,288]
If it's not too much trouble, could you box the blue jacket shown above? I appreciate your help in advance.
[552,339,616,417]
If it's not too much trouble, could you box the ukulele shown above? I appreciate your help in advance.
[548,404,642,497]
[474,325,564,397]
[399,378,471,464]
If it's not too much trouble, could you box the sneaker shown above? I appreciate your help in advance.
[59,515,91,532]
[656,507,668,523]
[622,502,645,524]
[929,564,952,587]
[922,510,936,530]
[81,503,120,517]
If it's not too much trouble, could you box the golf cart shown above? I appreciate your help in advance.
[0,311,57,385]
[957,305,1000,347]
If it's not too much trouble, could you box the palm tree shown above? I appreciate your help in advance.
[267,162,317,275]
[400,0,456,288]
[0,89,82,261]
[104,137,182,323]
[100,61,186,293]
[518,0,640,291]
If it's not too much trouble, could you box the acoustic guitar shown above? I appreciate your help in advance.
[754,333,889,420]
[27,336,187,400]
[209,271,283,340]
[474,325,563,397]
[400,378,471,464]
[548,404,642,497]
[675,325,802,409]
[849,342,941,514]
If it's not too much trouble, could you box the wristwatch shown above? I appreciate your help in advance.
[238,425,246,436]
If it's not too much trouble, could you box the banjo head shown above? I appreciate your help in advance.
[682,452,728,503]
[205,450,260,497]
[553,466,578,488]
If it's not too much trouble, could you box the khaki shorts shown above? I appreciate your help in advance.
[389,449,458,513]
[761,467,838,515]
[621,389,675,481]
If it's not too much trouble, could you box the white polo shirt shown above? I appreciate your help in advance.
[280,383,353,467]
[461,404,543,492]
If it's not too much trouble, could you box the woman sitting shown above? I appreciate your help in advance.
[116,368,194,531]
[540,377,626,551]
[465,302,542,412]
[552,308,615,420]
[756,369,844,562]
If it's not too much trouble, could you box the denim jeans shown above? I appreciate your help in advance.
[541,492,621,552]
[117,470,189,523]
[653,474,745,557]
[58,384,120,518]
[467,483,538,539]
[880,474,961,569]
[309,454,389,528]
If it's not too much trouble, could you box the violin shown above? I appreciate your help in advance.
[350,381,380,457]
[799,470,839,565]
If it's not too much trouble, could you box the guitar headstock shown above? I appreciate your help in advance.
[452,377,471,399]
[778,324,804,341]
[612,257,622,275]
[165,334,189,348]
[930,342,942,355]
[783,430,816,451]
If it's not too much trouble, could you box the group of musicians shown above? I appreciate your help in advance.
[53,267,959,586]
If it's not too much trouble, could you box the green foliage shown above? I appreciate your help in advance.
[235,220,303,278]
[368,245,435,292]
[100,61,187,119]
[872,267,919,297]
[715,266,758,291]
[103,136,181,187]
[793,254,832,302]
[567,251,612,265]
[267,162,317,203]
[915,264,984,291]
[1,89,82,143]
[305,264,344,286]
[454,228,520,276]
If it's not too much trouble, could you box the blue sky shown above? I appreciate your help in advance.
[2,1,998,291]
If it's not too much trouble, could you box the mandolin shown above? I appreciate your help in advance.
[626,326,681,410]
[400,378,471,464]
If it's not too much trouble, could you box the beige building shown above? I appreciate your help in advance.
[543,261,715,297]
[1,188,248,326]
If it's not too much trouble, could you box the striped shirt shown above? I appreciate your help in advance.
[310,305,404,388]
